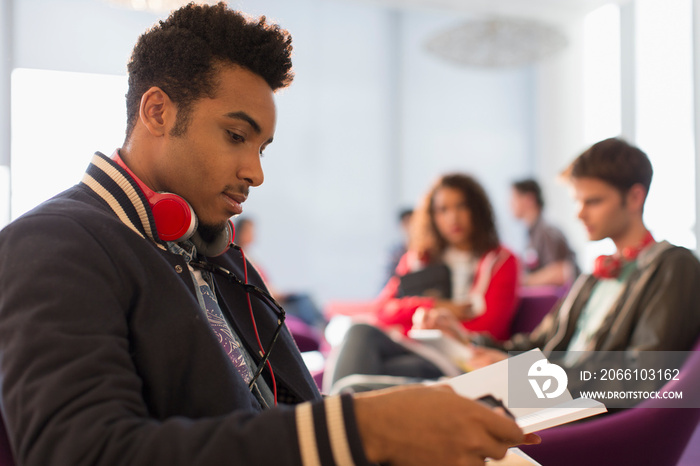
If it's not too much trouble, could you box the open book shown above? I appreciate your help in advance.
[445,348,607,434]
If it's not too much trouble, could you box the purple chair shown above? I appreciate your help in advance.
[0,411,14,466]
[285,314,323,353]
[521,339,700,466]
[678,421,700,465]
[509,286,562,335]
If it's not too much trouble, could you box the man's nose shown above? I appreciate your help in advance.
[238,149,264,187]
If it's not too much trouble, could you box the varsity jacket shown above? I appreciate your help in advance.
[375,246,519,341]
[0,152,370,466]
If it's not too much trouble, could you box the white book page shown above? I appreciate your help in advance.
[516,397,607,434]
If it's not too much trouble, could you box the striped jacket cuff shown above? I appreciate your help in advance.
[295,394,370,466]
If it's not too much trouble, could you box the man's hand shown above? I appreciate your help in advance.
[353,384,538,466]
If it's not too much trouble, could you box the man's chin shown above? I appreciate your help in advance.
[197,221,229,243]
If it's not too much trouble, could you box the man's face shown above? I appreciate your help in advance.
[155,65,276,233]
[572,177,631,242]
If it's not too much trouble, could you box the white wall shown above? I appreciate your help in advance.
[533,18,590,269]
[398,10,536,255]
[6,0,536,304]
[14,0,158,75]
[234,0,401,300]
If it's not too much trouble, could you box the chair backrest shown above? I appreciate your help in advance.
[509,286,562,335]
[521,339,700,466]
[285,315,322,353]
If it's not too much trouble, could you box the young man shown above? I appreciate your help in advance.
[0,3,535,465]
[461,138,700,378]
[510,178,578,287]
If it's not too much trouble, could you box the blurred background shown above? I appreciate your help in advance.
[0,0,697,306]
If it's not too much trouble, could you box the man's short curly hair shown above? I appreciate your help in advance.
[125,2,293,139]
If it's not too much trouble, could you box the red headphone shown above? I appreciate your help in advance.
[592,231,655,279]
[113,153,234,256]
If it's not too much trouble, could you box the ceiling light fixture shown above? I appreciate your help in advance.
[425,17,568,68]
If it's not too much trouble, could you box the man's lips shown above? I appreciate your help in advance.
[222,192,247,215]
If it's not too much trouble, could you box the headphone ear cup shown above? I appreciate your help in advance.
[190,220,235,257]
[593,254,621,279]
[150,193,198,242]
[112,153,198,243]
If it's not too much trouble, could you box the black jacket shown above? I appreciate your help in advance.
[0,152,369,466]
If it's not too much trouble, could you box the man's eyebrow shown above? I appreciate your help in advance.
[224,111,261,134]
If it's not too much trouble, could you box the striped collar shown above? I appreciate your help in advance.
[81,150,167,251]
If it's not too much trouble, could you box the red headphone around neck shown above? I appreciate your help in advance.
[112,152,234,256]
[592,231,655,279]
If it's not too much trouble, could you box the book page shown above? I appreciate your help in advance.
[516,397,607,434]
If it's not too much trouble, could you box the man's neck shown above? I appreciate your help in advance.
[611,221,651,254]
[119,138,161,192]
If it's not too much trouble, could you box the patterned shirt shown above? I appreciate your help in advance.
[167,241,274,408]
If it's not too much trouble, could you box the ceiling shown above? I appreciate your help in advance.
[346,0,635,23]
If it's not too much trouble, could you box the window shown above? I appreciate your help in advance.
[635,0,695,250]
[581,4,622,264]
[11,68,127,220]
[581,1,695,268]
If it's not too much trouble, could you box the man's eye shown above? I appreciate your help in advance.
[227,130,244,143]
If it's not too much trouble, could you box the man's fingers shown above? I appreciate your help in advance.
[476,404,525,446]
[522,433,542,445]
[469,433,512,461]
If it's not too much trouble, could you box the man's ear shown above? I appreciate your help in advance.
[626,183,647,214]
[138,87,176,137]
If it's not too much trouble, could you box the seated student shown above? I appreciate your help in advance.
[425,138,700,392]
[375,173,519,341]
[327,137,700,397]
[510,178,579,288]
[324,173,518,392]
